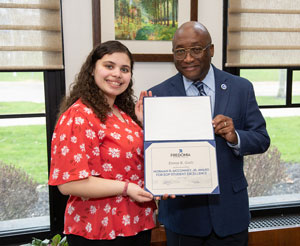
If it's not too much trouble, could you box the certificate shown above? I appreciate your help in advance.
[144,96,219,196]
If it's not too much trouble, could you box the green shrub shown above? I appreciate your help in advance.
[26,234,68,246]
[244,146,286,197]
[0,160,38,220]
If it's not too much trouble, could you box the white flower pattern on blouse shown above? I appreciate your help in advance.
[90,205,97,214]
[71,136,77,143]
[53,145,57,155]
[61,146,69,156]
[102,217,108,226]
[104,203,111,214]
[124,165,131,172]
[145,207,151,216]
[74,214,80,222]
[60,134,66,141]
[91,170,100,176]
[63,172,70,180]
[67,118,73,126]
[85,129,96,139]
[74,153,82,163]
[134,216,139,224]
[115,174,123,180]
[85,222,92,233]
[92,147,100,156]
[75,117,84,125]
[59,115,66,125]
[98,130,105,139]
[111,132,121,140]
[126,152,133,159]
[79,170,89,178]
[113,124,120,129]
[52,168,59,179]
[79,143,85,152]
[122,215,130,226]
[67,205,75,215]
[116,196,123,203]
[102,163,112,172]
[84,107,92,114]
[127,135,134,142]
[130,174,139,181]
[109,230,115,239]
[108,148,120,158]
[125,128,132,133]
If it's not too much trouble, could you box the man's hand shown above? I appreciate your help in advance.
[212,114,238,144]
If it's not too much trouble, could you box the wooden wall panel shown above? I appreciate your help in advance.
[150,226,300,246]
[249,227,300,246]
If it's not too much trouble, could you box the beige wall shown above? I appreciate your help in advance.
[62,0,223,95]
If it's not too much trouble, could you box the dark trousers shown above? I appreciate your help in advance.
[67,229,151,246]
[165,228,248,246]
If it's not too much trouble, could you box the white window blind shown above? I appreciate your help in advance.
[226,0,300,67]
[0,0,63,70]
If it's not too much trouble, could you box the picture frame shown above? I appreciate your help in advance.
[92,0,198,62]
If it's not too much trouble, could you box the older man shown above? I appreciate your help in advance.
[149,21,270,246]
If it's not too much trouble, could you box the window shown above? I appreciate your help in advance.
[224,0,300,213]
[0,1,66,244]
[292,70,300,104]
[239,68,300,209]
[0,70,65,244]
[240,69,287,106]
[0,71,49,230]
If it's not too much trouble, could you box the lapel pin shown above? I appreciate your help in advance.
[221,84,227,90]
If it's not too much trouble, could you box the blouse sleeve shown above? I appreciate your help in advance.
[48,108,100,186]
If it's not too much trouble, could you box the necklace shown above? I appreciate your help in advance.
[111,107,126,123]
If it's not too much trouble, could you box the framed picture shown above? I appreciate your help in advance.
[92,0,198,62]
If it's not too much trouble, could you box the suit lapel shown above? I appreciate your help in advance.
[213,67,231,117]
[170,73,187,96]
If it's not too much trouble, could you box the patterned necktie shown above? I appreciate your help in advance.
[193,81,206,96]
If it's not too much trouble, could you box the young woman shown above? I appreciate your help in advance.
[48,40,156,246]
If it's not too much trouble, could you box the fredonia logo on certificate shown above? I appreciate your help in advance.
[143,96,219,196]
[170,148,191,157]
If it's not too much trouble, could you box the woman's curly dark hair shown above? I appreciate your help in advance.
[58,40,141,126]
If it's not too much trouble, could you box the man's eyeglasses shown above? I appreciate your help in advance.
[173,43,211,60]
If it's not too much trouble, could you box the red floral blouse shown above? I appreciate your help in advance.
[48,99,156,240]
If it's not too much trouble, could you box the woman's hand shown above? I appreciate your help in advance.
[135,90,152,124]
[127,182,154,203]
